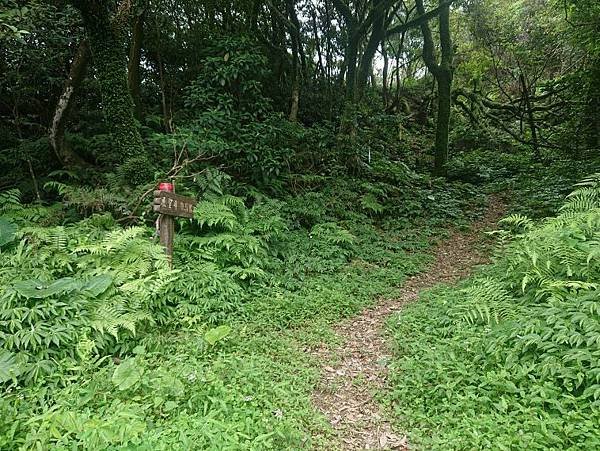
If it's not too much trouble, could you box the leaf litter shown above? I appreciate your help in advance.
[311,195,507,450]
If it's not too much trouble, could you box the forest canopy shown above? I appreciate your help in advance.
[1,0,598,190]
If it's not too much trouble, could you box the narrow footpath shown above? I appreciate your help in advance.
[311,196,506,450]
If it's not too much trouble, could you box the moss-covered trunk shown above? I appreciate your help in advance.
[72,0,145,168]
[417,0,453,177]
[128,8,145,121]
[434,70,451,176]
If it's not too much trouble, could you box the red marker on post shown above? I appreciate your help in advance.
[158,182,174,192]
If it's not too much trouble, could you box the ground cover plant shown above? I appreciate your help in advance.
[1,0,599,448]
[386,175,600,449]
[0,173,484,449]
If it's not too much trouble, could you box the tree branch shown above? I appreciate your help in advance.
[386,0,454,37]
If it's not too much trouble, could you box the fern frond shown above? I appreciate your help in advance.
[499,214,534,233]
[311,223,355,246]
[453,277,517,326]
[0,189,22,212]
[194,201,239,231]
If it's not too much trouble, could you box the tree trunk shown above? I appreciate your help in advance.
[71,0,145,164]
[250,0,260,32]
[592,61,600,149]
[311,10,325,79]
[128,7,145,120]
[289,75,300,122]
[49,39,90,165]
[519,73,540,160]
[356,0,385,98]
[345,30,359,101]
[289,35,300,122]
[434,71,451,175]
[382,42,389,106]
[325,0,334,119]
[157,50,173,133]
[433,0,453,176]
[416,0,453,176]
[286,0,301,121]
[395,50,401,102]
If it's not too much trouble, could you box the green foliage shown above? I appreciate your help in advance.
[164,196,288,325]
[203,325,231,346]
[0,160,475,448]
[0,2,31,39]
[1,0,599,447]
[447,149,600,218]
[0,217,17,247]
[193,197,241,231]
[360,192,385,215]
[44,181,130,216]
[386,175,600,449]
[112,357,143,391]
[452,277,517,326]
[184,36,271,119]
[0,197,175,384]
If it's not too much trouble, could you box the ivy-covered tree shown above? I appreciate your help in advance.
[70,0,145,170]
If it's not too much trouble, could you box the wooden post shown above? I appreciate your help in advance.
[158,214,174,266]
[153,189,197,267]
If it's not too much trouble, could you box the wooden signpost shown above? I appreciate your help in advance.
[153,186,197,266]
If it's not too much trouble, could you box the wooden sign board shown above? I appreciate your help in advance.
[153,190,197,267]
[152,190,197,219]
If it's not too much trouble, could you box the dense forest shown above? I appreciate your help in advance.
[1,0,599,449]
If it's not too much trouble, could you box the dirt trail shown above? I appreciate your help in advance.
[311,196,506,450]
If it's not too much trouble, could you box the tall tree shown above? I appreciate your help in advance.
[70,0,145,165]
[128,4,146,120]
[416,0,453,176]
[285,0,302,122]
[49,39,90,165]
[356,0,387,97]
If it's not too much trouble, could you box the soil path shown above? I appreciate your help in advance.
[311,196,506,450]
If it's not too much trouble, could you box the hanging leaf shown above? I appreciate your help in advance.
[112,358,142,391]
[204,325,231,346]
[0,217,17,247]
[14,277,81,299]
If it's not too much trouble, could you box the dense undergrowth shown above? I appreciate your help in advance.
[386,174,600,449]
[0,162,485,449]
[2,149,598,449]
[2,1,599,448]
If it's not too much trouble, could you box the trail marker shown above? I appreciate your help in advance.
[153,185,197,266]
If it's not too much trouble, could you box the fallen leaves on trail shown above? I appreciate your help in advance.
[311,195,506,450]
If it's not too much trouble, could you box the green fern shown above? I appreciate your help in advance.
[194,200,239,231]
[452,277,517,325]
[0,201,175,383]
[0,189,22,211]
[44,181,128,215]
[560,173,600,214]
[310,222,355,246]
[360,193,385,215]
[498,214,534,234]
